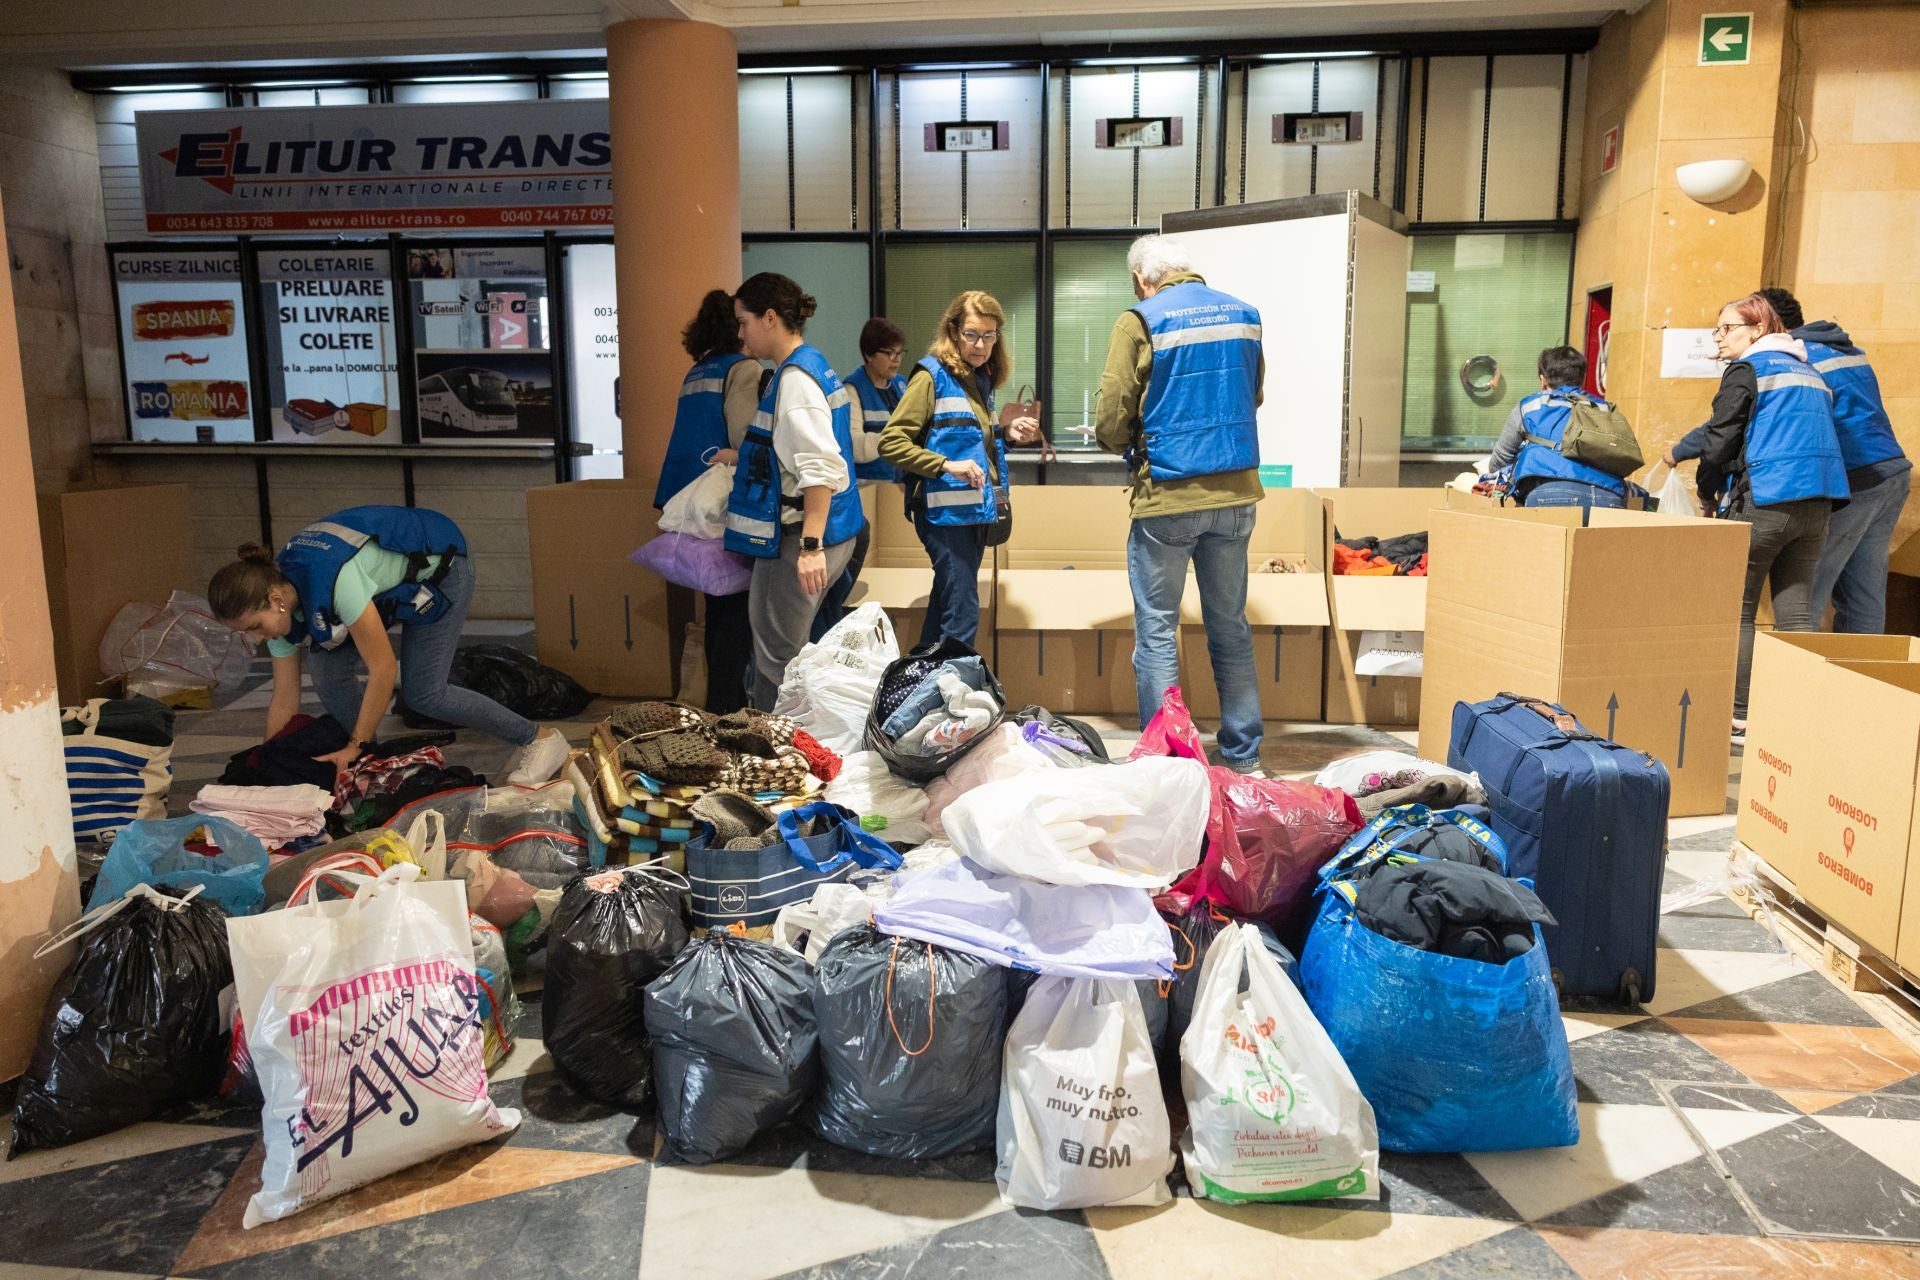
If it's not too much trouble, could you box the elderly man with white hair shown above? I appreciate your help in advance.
[1095,233,1267,776]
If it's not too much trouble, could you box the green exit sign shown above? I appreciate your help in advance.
[1700,12,1752,65]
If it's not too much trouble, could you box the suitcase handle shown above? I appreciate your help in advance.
[1495,692,1598,741]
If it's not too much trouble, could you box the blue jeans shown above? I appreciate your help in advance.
[1128,505,1262,768]
[914,513,985,649]
[1523,479,1626,511]
[307,554,537,747]
[1810,468,1911,634]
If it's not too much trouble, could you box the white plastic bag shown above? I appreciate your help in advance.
[772,881,885,965]
[945,755,1208,889]
[226,863,520,1227]
[923,722,1060,833]
[99,591,256,697]
[824,750,932,845]
[658,461,734,539]
[1180,923,1378,1204]
[1647,462,1696,516]
[773,603,900,755]
[996,976,1173,1210]
[1313,750,1476,797]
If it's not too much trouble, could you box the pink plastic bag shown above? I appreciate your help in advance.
[1129,686,1207,764]
[631,532,753,595]
[1162,774,1361,921]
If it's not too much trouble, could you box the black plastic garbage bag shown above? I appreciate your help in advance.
[542,868,689,1107]
[645,932,817,1164]
[8,886,232,1157]
[400,643,593,726]
[864,639,1008,783]
[809,925,1008,1158]
[1159,902,1300,1073]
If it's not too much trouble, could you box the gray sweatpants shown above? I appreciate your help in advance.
[747,531,857,710]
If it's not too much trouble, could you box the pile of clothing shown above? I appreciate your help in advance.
[1314,750,1486,818]
[217,714,477,833]
[189,784,331,854]
[1332,531,1429,577]
[873,654,1001,757]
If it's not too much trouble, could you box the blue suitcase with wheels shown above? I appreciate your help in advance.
[1448,693,1670,1004]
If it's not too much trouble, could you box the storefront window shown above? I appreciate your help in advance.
[407,244,556,443]
[113,248,255,442]
[741,240,872,377]
[563,241,621,479]
[1049,238,1135,450]
[884,240,1037,402]
[257,246,400,443]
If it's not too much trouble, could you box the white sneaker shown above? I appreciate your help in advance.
[506,727,568,786]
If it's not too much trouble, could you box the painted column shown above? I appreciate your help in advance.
[0,186,83,1080]
[606,19,741,483]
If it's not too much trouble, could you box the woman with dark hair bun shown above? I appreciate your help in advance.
[656,287,764,712]
[723,272,867,708]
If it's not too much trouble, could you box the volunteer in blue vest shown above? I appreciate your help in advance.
[1486,346,1631,509]
[876,291,1041,648]
[207,508,568,785]
[655,289,764,713]
[724,272,867,709]
[1095,235,1267,776]
[1759,287,1911,634]
[1663,292,1847,744]
[812,316,909,641]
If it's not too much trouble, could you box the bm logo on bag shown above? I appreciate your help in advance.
[1057,1138,1133,1168]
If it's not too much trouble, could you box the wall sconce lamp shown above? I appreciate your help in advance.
[1676,159,1753,204]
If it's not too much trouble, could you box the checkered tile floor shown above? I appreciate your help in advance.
[12,626,1920,1279]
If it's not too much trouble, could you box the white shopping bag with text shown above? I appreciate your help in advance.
[659,462,734,539]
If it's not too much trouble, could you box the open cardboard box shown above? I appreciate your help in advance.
[1179,487,1330,722]
[1736,633,1920,972]
[843,484,989,650]
[1416,503,1748,818]
[1316,487,1477,725]
[527,479,676,697]
[992,484,1140,714]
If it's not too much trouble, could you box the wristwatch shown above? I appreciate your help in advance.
[799,536,823,552]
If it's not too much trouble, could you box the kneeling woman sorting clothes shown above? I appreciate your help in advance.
[725,272,867,709]
[208,506,568,785]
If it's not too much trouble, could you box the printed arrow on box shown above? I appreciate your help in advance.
[624,595,633,651]
[569,594,579,651]
[1606,692,1619,741]
[1676,689,1692,769]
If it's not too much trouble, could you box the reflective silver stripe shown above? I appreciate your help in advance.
[725,513,777,537]
[680,377,726,397]
[931,396,975,417]
[863,409,892,424]
[926,487,987,508]
[1812,354,1871,374]
[1755,373,1832,394]
[828,386,852,410]
[1149,322,1263,352]
[305,521,371,547]
[750,410,774,429]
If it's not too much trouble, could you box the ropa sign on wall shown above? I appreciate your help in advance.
[135,101,613,234]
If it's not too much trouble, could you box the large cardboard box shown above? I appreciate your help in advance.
[842,484,989,650]
[527,479,675,697]
[1317,487,1463,725]
[994,484,1140,714]
[1416,505,1748,818]
[1736,633,1920,967]
[39,485,196,705]
[1181,488,1329,722]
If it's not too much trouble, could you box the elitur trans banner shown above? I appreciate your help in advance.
[135,100,613,234]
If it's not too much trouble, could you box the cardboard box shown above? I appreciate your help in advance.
[38,485,196,705]
[1736,633,1920,966]
[994,484,1139,714]
[527,479,675,697]
[344,402,387,436]
[1181,488,1330,722]
[1416,505,1749,818]
[1317,487,1463,725]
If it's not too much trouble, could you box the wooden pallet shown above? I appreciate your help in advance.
[1726,841,1920,1056]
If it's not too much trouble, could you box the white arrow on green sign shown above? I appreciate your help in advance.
[1700,13,1753,65]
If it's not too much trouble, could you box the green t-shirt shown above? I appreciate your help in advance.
[267,544,442,657]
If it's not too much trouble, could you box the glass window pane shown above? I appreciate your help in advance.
[740,240,872,377]
[257,245,401,443]
[879,71,1041,231]
[390,80,538,104]
[738,73,865,233]
[114,247,255,442]
[548,76,610,100]
[1049,237,1134,451]
[1401,231,1573,451]
[1228,58,1399,207]
[883,240,1037,400]
[563,242,622,479]
[405,244,555,442]
[1050,65,1211,230]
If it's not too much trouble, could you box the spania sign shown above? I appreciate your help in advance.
[135,100,613,234]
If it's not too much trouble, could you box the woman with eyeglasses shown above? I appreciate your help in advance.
[1664,292,1847,744]
[877,291,1040,648]
[812,317,909,640]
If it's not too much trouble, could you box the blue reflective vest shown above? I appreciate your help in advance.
[845,365,907,485]
[1737,348,1848,508]
[1803,339,1904,474]
[1129,282,1262,482]
[1512,386,1628,496]
[655,351,750,509]
[914,356,1008,528]
[277,506,467,650]
[723,344,866,559]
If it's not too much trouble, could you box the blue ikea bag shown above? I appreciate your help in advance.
[1299,806,1578,1153]
[88,814,270,917]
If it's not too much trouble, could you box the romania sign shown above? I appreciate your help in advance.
[135,100,614,234]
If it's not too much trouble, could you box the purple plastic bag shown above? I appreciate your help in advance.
[631,532,753,595]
